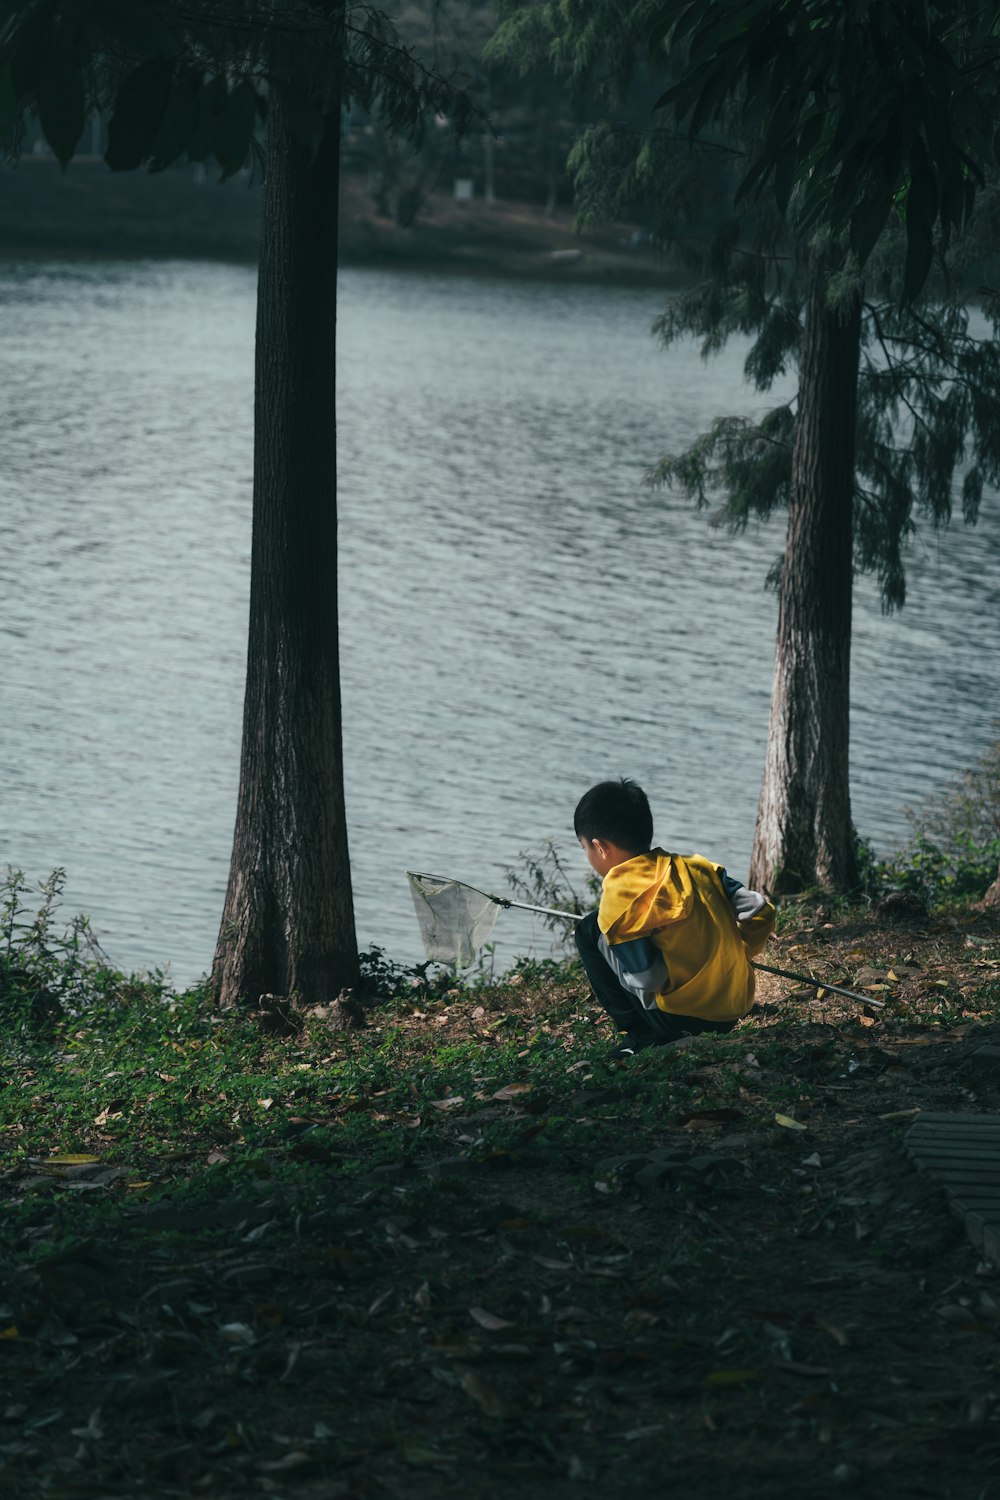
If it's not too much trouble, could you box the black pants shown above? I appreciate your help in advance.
[574,911,737,1045]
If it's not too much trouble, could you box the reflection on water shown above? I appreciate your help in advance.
[1,260,997,985]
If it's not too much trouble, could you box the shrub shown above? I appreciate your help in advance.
[878,729,1000,902]
[0,867,114,1034]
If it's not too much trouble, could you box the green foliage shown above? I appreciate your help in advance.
[34,0,86,167]
[651,0,1000,301]
[0,868,120,1038]
[357,942,438,999]
[647,240,1000,611]
[878,731,1000,902]
[505,837,597,939]
[493,0,1000,614]
[879,831,1000,903]
[647,405,794,529]
[511,950,581,984]
[0,0,478,179]
[104,55,178,169]
[0,938,598,1164]
[854,298,1000,607]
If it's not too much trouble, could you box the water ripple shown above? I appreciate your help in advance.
[1,260,997,984]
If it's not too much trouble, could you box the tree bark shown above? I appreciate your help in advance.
[749,256,862,896]
[212,87,359,1007]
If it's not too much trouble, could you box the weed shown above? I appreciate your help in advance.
[0,867,116,1038]
[876,728,1000,902]
[505,838,597,938]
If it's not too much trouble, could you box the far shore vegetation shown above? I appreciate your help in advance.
[0,150,680,287]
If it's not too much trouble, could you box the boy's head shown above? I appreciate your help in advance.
[574,778,653,878]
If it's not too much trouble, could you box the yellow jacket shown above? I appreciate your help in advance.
[597,850,775,1022]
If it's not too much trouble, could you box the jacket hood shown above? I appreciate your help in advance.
[601,850,694,940]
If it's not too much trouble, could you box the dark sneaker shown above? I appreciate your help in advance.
[607,1035,652,1060]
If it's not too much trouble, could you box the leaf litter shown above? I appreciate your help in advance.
[1,905,999,1496]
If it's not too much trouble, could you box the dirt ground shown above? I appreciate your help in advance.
[3,908,1000,1500]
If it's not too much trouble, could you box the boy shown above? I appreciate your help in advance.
[574,779,775,1057]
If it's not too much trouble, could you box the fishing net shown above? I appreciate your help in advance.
[406,871,502,966]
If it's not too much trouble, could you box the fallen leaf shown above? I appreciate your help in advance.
[45,1154,101,1166]
[704,1368,760,1387]
[554,1305,593,1322]
[460,1370,510,1418]
[429,1097,465,1111]
[401,1440,452,1469]
[978,1293,1000,1322]
[0,1326,18,1340]
[813,1316,849,1347]
[492,1083,532,1101]
[469,1306,516,1330]
[682,1108,742,1126]
[775,1114,808,1131]
[219,1322,256,1345]
[244,1220,277,1243]
[256,1452,314,1474]
[938,1304,986,1329]
[36,1316,78,1348]
[257,1098,274,1110]
[70,1408,104,1441]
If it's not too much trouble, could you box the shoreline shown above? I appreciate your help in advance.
[0,156,686,289]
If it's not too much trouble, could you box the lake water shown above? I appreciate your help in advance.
[1,259,997,987]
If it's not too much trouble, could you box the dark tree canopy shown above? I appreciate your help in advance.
[492,0,1000,614]
[0,0,476,177]
[652,0,1000,301]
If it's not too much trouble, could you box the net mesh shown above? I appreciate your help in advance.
[406,871,501,966]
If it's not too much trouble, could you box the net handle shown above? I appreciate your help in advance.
[750,960,884,1009]
[406,871,580,924]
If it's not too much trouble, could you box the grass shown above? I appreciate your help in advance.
[3,894,999,1254]
[3,872,1000,1498]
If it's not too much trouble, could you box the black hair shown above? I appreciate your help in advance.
[573,778,653,853]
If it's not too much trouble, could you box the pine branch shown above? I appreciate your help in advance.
[864,302,937,443]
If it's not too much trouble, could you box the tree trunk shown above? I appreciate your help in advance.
[749,257,862,896]
[211,89,359,1007]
